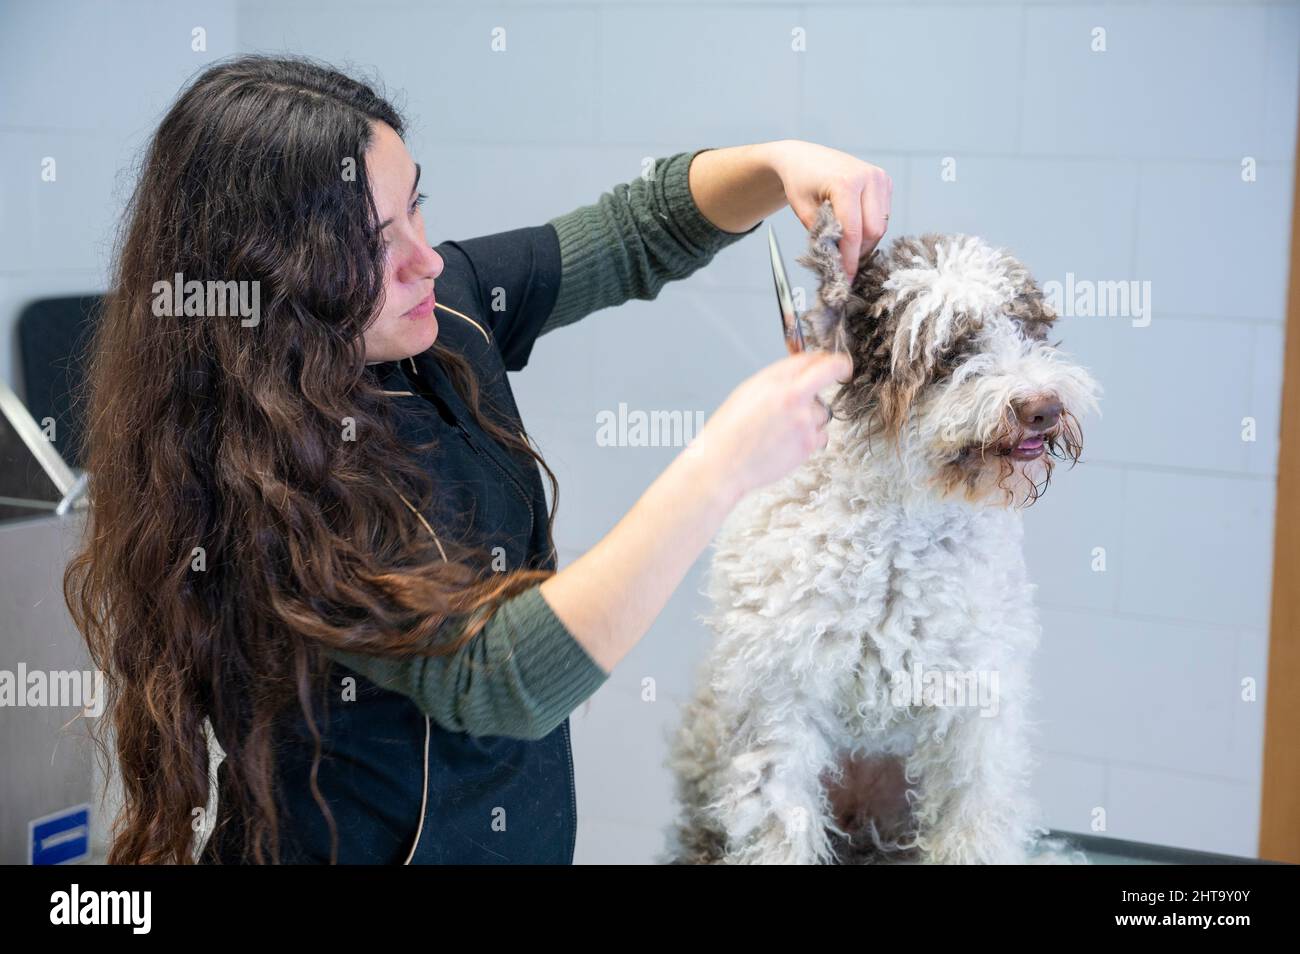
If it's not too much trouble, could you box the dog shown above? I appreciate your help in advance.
[663,200,1102,864]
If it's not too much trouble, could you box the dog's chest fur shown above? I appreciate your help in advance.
[700,421,1040,741]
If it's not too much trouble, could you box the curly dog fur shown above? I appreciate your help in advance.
[663,201,1102,865]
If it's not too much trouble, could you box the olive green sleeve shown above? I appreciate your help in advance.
[542,147,763,334]
[321,584,608,741]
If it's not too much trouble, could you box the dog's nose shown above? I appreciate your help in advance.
[1013,395,1062,431]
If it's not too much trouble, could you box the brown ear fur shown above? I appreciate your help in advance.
[796,201,958,440]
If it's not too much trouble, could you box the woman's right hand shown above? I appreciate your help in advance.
[690,350,854,501]
[540,348,853,675]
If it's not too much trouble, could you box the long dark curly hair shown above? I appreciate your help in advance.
[62,54,560,864]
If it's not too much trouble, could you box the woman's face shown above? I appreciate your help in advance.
[361,121,444,365]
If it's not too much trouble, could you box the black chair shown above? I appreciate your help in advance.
[16,294,103,471]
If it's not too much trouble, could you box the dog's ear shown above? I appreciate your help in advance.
[794,200,908,431]
[792,199,877,353]
[798,216,994,440]
[1004,274,1057,341]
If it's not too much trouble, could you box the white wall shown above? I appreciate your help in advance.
[2,0,1295,862]
[0,0,240,394]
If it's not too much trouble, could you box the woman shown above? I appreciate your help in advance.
[65,55,890,864]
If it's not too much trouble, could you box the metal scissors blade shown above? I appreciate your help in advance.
[768,224,835,424]
[769,226,806,355]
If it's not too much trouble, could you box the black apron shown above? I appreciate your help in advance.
[202,225,574,864]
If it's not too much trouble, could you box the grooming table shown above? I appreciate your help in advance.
[1051,830,1283,865]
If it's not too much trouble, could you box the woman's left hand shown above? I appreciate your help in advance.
[765,140,894,279]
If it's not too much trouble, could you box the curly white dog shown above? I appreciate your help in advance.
[664,201,1102,865]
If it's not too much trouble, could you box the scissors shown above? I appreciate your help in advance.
[769,225,834,421]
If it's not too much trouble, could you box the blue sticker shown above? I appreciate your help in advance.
[29,804,91,865]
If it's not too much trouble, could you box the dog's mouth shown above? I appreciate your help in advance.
[947,409,1084,473]
[958,430,1052,463]
[1004,434,1046,461]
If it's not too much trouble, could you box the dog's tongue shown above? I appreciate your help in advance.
[1008,435,1045,460]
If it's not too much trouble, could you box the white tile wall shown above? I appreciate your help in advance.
[0,0,240,391]
[1022,6,1280,161]
[803,5,1025,155]
[1136,161,1294,321]
[1106,765,1260,855]
[2,0,1294,863]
